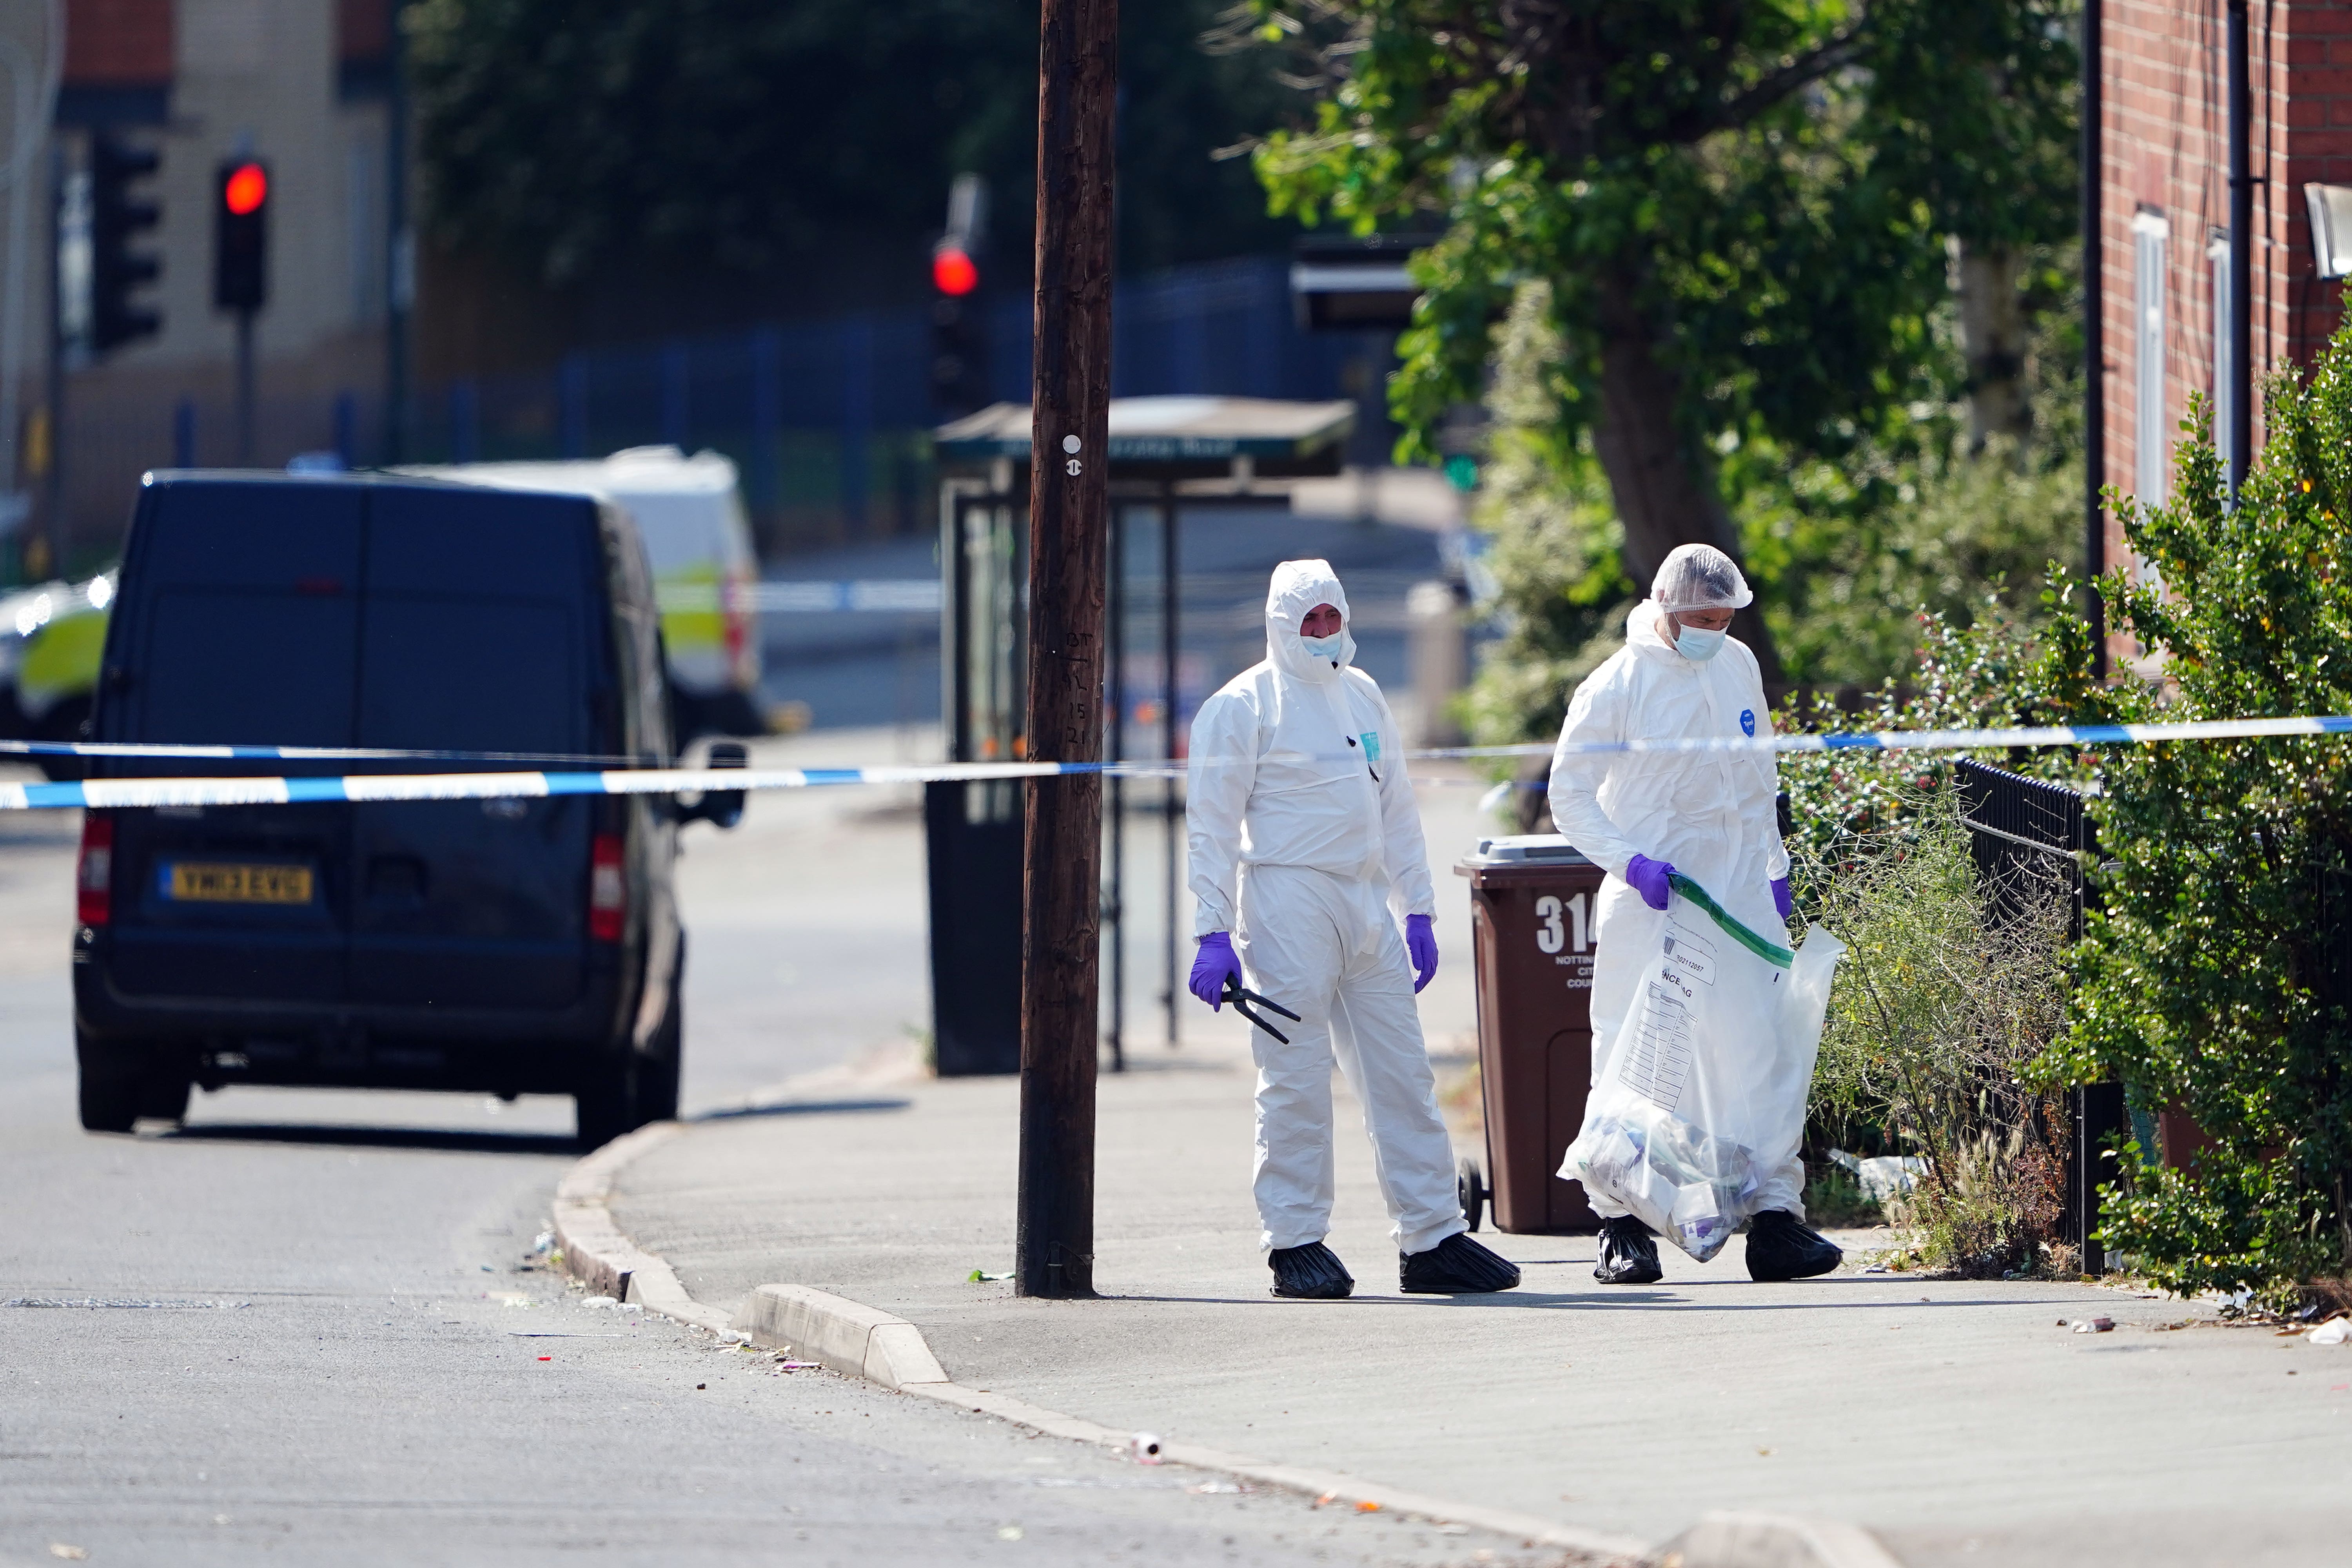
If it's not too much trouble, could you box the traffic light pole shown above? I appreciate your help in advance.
[1016,0,1115,1301]
[234,308,256,466]
[385,7,412,464]
[37,143,62,581]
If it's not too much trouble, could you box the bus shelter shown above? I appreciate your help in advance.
[927,396,1354,1075]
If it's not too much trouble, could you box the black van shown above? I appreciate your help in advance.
[72,472,739,1145]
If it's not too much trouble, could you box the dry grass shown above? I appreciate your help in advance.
[1798,780,2077,1278]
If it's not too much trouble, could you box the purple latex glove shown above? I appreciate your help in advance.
[1404,913,1438,993]
[1189,932,1242,1009]
[1626,853,1675,912]
[1771,876,1793,921]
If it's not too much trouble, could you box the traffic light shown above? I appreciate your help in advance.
[214,157,270,312]
[930,282,988,417]
[933,245,978,297]
[90,134,162,353]
[930,174,990,417]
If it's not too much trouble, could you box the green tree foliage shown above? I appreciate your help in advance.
[2027,345,2352,1301]
[1227,0,2078,678]
[1461,278,2084,759]
[410,0,1296,289]
[1452,283,1631,754]
[1739,280,2085,684]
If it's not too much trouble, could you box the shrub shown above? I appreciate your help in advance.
[2030,337,2352,1304]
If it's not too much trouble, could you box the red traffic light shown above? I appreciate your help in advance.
[932,246,978,297]
[223,162,268,216]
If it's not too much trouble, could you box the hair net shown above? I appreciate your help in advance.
[1651,543,1753,612]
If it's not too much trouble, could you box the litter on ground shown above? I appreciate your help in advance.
[1828,1149,1927,1201]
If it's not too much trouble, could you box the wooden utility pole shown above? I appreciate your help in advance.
[1016,0,1116,1299]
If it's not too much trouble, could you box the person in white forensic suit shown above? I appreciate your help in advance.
[1186,559,1520,1299]
[1547,543,1844,1285]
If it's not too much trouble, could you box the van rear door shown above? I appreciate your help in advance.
[103,481,362,1002]
[345,485,602,1009]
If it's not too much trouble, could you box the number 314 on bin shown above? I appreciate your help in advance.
[1534,893,1596,987]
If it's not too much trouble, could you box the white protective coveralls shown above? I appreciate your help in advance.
[1547,601,1804,1218]
[1186,560,1466,1256]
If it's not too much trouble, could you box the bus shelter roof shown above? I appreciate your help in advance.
[934,396,1354,480]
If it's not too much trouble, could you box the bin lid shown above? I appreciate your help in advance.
[1459,834,1595,867]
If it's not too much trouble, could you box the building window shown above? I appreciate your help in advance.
[2208,228,2232,470]
[2133,210,2170,503]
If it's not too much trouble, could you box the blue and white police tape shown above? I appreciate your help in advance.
[1431,712,2352,761]
[10,711,2352,811]
[0,739,656,765]
[1,762,1068,812]
[18,710,2352,773]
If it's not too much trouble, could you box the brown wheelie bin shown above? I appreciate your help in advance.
[1454,835,1608,1233]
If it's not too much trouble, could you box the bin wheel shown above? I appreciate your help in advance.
[1457,1156,1488,1234]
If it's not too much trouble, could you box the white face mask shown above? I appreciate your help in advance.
[1673,624,1728,663]
[1299,630,1352,666]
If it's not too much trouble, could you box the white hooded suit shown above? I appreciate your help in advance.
[1547,601,1805,1218]
[1186,560,1466,1256]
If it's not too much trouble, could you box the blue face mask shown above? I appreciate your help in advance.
[1673,624,1728,663]
[1299,630,1351,666]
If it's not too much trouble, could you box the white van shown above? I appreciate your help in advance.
[406,447,763,737]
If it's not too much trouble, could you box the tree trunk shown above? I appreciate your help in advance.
[1587,276,1785,685]
[1950,237,2031,452]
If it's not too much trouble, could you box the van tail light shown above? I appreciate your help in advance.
[588,832,626,942]
[724,569,755,688]
[77,812,114,927]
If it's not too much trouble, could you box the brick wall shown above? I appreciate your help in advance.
[63,0,172,86]
[2101,0,2351,583]
[337,0,391,65]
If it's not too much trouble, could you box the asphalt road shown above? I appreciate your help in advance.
[0,780,1549,1568]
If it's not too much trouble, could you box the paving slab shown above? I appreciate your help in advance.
[608,1037,2352,1568]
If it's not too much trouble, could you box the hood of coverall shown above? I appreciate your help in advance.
[1265,559,1354,684]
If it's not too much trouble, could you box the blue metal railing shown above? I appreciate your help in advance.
[138,253,1396,557]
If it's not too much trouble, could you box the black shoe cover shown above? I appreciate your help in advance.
[1269,1241,1355,1299]
[1399,1232,1521,1294]
[1745,1209,1843,1281]
[1593,1216,1663,1285]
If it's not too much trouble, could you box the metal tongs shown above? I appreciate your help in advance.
[1221,976,1302,1044]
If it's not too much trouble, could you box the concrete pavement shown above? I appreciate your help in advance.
[606,1027,2352,1568]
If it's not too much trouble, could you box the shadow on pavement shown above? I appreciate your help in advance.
[691,1097,912,1123]
[165,1123,580,1156]
[1105,1287,2077,1312]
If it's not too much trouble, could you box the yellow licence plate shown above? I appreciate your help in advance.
[167,862,314,905]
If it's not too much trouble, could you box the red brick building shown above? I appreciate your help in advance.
[43,0,399,561]
[2098,0,2350,572]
